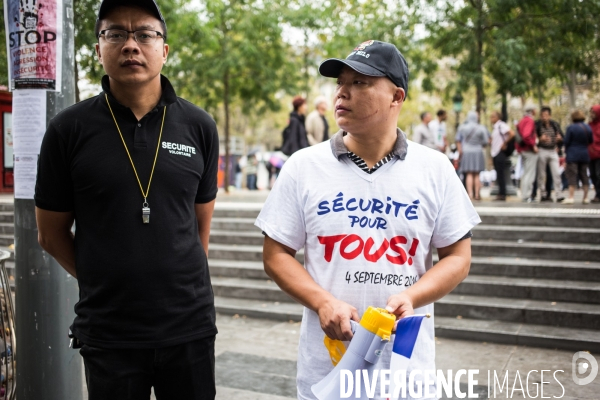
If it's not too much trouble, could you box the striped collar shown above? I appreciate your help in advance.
[330,128,409,161]
[347,151,395,174]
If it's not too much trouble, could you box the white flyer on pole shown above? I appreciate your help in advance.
[13,90,46,155]
[14,154,38,199]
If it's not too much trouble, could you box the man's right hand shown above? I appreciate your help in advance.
[317,298,360,341]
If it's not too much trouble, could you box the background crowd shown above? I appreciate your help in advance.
[237,97,600,207]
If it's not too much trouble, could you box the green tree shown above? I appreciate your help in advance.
[425,0,600,113]
[168,0,299,191]
[423,0,560,112]
[320,0,430,91]
[73,0,102,101]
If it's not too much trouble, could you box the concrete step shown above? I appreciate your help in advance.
[437,294,600,330]
[473,225,600,244]
[434,316,600,352]
[209,259,268,280]
[210,230,263,246]
[0,204,14,212]
[0,212,14,223]
[478,211,600,228]
[214,296,302,322]
[469,256,600,282]
[210,272,600,315]
[454,275,600,304]
[213,206,262,219]
[211,218,259,232]
[209,244,304,264]
[212,208,600,229]
[211,277,292,303]
[471,239,600,261]
[0,223,14,235]
[209,238,596,263]
[208,255,600,283]
[214,296,600,352]
[0,235,14,247]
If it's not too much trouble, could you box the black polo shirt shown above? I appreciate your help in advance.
[35,75,219,349]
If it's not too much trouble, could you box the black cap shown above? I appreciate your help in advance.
[96,0,167,38]
[319,40,409,96]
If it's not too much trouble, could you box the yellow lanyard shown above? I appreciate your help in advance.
[105,94,166,222]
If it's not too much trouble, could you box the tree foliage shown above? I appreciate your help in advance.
[423,0,600,112]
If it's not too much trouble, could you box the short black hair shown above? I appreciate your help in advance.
[420,112,430,121]
[436,109,446,117]
[541,106,552,115]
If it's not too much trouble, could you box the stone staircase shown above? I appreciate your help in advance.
[209,204,600,352]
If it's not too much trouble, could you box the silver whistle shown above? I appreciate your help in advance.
[142,206,150,224]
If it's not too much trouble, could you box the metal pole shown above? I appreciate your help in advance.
[15,0,82,398]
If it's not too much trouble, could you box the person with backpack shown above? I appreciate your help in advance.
[516,106,538,202]
[489,111,515,201]
[563,110,594,204]
[281,96,309,156]
[535,106,565,202]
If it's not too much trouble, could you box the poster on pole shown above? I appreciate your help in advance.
[12,90,47,199]
[14,154,38,199]
[12,89,46,155]
[4,0,63,91]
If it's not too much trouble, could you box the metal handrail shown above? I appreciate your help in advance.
[0,250,15,400]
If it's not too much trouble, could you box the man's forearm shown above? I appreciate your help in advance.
[402,240,471,309]
[39,232,77,278]
[263,238,334,312]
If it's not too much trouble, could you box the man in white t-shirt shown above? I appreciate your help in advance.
[428,109,448,153]
[255,40,480,400]
[490,111,515,201]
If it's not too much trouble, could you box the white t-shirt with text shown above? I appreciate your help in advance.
[255,137,481,400]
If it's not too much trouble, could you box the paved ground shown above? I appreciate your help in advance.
[212,314,599,400]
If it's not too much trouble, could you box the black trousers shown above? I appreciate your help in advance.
[80,335,216,400]
[493,152,507,196]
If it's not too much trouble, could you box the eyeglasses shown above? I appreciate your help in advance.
[98,29,165,44]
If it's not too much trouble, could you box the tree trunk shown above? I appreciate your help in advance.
[224,68,230,194]
[568,70,577,110]
[537,85,543,109]
[303,29,310,96]
[475,3,485,113]
[501,91,508,121]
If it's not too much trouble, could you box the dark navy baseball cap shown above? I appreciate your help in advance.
[96,0,167,39]
[319,40,409,96]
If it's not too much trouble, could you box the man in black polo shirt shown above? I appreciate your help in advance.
[34,0,218,398]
